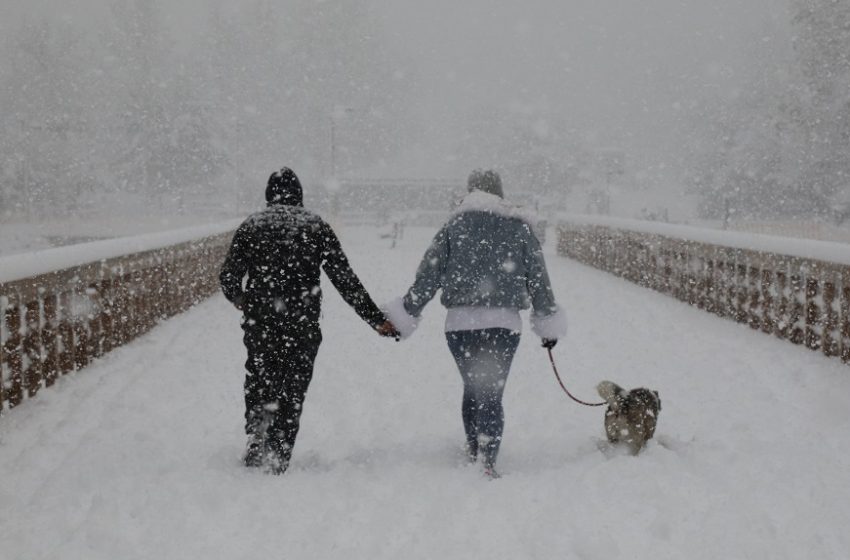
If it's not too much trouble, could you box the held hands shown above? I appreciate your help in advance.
[541,338,557,350]
[376,320,401,340]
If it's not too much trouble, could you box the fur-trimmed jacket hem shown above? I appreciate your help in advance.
[530,306,567,339]
[382,297,420,339]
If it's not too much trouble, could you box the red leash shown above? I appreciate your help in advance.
[547,348,605,407]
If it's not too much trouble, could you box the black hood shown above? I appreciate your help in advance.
[266,167,303,206]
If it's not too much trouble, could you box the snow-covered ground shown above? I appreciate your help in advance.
[2,225,849,560]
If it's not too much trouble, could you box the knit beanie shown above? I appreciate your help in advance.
[467,169,504,198]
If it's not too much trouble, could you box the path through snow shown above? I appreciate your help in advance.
[2,226,849,559]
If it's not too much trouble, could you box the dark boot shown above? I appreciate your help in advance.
[243,434,264,468]
[264,440,292,475]
[264,451,289,475]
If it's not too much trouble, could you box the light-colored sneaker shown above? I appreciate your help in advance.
[482,465,501,479]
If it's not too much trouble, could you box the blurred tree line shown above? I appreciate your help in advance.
[687,0,850,223]
[0,0,407,221]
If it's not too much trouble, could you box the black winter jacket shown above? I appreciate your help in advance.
[220,204,385,331]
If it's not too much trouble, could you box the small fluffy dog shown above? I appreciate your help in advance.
[596,381,661,455]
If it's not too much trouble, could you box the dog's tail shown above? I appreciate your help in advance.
[596,380,624,403]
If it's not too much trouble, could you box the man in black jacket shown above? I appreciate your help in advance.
[220,167,398,474]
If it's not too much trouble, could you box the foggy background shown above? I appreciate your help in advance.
[1,0,848,245]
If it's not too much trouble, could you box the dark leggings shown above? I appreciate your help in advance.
[242,320,321,462]
[446,328,520,467]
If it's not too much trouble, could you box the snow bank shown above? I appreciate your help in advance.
[559,214,850,265]
[0,220,240,284]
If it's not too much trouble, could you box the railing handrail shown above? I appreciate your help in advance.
[557,218,850,365]
[557,214,850,267]
[0,220,240,285]
[1,226,235,413]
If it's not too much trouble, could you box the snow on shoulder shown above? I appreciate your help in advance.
[453,191,538,227]
[245,204,324,230]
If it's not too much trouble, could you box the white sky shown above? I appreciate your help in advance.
[374,0,791,171]
[0,0,792,180]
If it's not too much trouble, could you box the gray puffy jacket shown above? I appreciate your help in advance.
[388,191,566,339]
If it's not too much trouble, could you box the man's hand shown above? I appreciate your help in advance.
[541,338,557,350]
[376,320,401,339]
[233,295,244,311]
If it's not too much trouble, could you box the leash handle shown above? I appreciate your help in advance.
[547,349,606,407]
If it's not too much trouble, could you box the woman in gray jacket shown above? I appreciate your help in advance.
[385,169,567,478]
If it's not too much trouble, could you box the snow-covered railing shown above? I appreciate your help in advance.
[0,222,238,413]
[557,216,850,364]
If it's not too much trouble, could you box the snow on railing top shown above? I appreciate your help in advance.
[558,214,850,267]
[0,220,240,284]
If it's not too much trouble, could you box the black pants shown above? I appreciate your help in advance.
[446,328,520,468]
[242,319,322,463]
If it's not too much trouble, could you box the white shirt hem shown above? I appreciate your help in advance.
[444,307,522,333]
